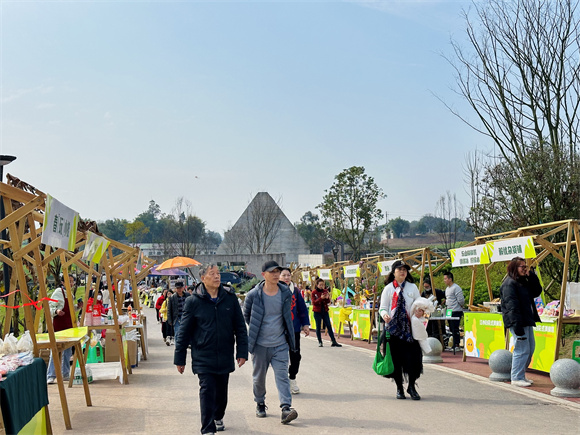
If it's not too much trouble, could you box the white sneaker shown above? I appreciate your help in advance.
[290,379,300,394]
[47,377,56,384]
[512,380,532,387]
[525,378,534,384]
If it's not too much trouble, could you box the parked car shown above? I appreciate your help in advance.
[220,272,242,286]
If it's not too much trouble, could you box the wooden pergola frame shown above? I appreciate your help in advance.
[0,180,155,430]
[457,219,580,363]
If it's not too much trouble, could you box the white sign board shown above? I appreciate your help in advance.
[41,194,79,251]
[486,236,536,263]
[301,271,311,282]
[377,260,396,276]
[449,245,490,268]
[317,269,332,280]
[343,265,360,278]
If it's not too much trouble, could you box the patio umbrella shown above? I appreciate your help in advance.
[156,256,201,271]
[148,265,189,276]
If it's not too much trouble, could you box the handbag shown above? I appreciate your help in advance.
[372,328,394,376]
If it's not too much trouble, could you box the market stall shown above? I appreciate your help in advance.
[449,219,580,369]
[0,358,51,434]
[0,176,154,429]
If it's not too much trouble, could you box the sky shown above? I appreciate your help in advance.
[1,0,493,235]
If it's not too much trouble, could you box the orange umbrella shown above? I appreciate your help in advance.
[156,256,201,271]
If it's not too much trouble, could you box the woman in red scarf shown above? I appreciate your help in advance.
[378,261,422,400]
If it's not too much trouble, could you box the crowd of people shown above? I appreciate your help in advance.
[72,257,541,435]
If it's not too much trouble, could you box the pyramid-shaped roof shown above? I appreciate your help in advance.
[217,192,309,262]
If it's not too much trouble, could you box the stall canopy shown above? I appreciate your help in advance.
[148,265,188,276]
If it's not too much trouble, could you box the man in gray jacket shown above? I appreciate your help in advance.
[244,260,298,425]
[444,271,465,351]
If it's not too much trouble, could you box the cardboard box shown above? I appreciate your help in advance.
[105,333,121,362]
[127,340,138,367]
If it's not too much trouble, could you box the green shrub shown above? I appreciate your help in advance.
[238,278,259,294]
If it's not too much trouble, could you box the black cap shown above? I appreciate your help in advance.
[262,260,282,273]
[391,260,410,271]
[175,281,184,288]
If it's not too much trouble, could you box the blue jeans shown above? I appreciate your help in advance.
[252,343,291,408]
[47,347,73,379]
[173,318,181,342]
[511,326,535,381]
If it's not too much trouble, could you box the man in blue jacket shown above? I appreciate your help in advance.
[175,264,248,434]
[244,260,298,425]
[279,267,310,394]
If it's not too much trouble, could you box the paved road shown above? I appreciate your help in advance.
[48,307,579,434]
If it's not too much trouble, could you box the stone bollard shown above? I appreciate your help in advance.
[550,358,580,397]
[422,337,444,363]
[489,349,512,382]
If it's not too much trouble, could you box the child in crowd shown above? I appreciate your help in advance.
[410,297,435,354]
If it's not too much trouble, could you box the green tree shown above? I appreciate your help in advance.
[135,200,163,243]
[389,217,410,238]
[164,197,205,257]
[98,218,129,241]
[295,211,327,254]
[125,221,149,246]
[200,230,223,254]
[317,166,385,260]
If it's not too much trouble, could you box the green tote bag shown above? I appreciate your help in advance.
[372,329,394,376]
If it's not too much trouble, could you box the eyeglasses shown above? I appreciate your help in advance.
[518,265,528,269]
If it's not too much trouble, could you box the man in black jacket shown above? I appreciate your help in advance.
[174,265,248,434]
[500,257,542,387]
[167,281,190,342]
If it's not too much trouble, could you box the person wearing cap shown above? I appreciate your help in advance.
[175,264,248,434]
[243,260,298,425]
[378,260,422,400]
[279,267,310,394]
[167,281,190,341]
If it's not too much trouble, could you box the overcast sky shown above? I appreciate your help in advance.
[1,0,493,235]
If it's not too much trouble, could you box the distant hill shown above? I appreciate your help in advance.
[380,234,474,250]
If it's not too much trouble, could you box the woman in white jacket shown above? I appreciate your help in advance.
[379,260,422,400]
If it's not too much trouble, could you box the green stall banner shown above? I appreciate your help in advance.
[463,312,556,372]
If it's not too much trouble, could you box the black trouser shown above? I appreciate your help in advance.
[449,311,463,348]
[156,308,160,322]
[161,322,174,340]
[314,311,337,344]
[198,372,229,434]
[289,331,301,380]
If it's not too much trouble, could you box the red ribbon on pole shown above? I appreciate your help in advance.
[0,289,58,310]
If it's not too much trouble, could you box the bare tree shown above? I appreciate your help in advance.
[434,191,464,251]
[243,193,282,254]
[445,0,580,168]
[166,197,205,257]
[221,224,250,255]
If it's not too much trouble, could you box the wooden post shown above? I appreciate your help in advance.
[554,222,573,362]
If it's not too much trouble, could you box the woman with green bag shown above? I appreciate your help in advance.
[378,261,422,400]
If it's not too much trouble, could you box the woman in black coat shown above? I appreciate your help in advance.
[500,257,542,387]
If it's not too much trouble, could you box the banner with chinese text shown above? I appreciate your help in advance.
[377,260,396,276]
[343,264,360,278]
[485,236,537,263]
[449,245,490,267]
[82,231,110,264]
[41,194,79,251]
